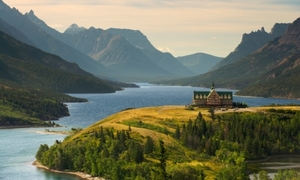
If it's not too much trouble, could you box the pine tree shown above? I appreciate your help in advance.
[144,136,154,154]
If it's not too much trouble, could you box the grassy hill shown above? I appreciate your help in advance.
[36,105,300,179]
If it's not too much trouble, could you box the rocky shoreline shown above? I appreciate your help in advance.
[33,161,104,180]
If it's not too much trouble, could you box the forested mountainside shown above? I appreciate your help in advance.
[36,106,300,179]
[210,23,290,71]
[0,31,117,93]
[0,29,117,127]
[155,17,300,99]
[0,85,87,127]
[177,53,222,74]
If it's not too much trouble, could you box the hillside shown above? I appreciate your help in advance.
[0,17,35,47]
[0,30,117,93]
[0,84,87,127]
[0,2,110,78]
[210,23,289,71]
[156,17,300,99]
[235,18,300,98]
[35,105,300,179]
[177,53,223,74]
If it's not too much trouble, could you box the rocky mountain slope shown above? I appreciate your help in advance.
[106,28,195,77]
[61,27,173,81]
[157,17,300,98]
[210,23,290,71]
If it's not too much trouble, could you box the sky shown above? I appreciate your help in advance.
[3,0,300,57]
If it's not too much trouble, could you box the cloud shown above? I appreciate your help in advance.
[158,47,174,53]
[48,23,63,29]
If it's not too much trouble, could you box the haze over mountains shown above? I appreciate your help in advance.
[1,0,299,98]
[159,17,300,98]
[22,4,196,81]
[0,1,196,81]
[177,53,222,74]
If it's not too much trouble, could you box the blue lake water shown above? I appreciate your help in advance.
[1,83,300,180]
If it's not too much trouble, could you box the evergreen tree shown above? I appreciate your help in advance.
[152,140,170,180]
[144,136,154,154]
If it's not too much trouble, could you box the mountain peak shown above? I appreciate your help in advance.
[70,23,79,28]
[26,10,36,18]
[64,23,86,35]
[28,9,34,14]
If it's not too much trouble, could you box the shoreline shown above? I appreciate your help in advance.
[0,125,52,129]
[246,155,300,163]
[32,160,104,180]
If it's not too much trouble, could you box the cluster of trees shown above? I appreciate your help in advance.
[175,110,300,160]
[36,127,206,180]
[0,85,86,126]
[172,110,300,179]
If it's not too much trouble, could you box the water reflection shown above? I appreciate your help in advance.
[249,156,300,179]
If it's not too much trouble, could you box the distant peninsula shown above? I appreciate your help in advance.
[0,85,87,128]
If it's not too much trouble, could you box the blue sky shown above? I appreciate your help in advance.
[3,0,300,57]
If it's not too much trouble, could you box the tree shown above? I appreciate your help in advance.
[209,107,215,121]
[35,144,49,162]
[253,171,271,180]
[274,169,300,180]
[144,136,154,154]
[152,140,170,180]
[175,124,181,139]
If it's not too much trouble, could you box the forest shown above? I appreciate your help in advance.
[0,85,87,126]
[36,106,300,179]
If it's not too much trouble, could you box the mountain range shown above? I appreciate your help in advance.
[157,17,300,98]
[210,23,290,71]
[21,6,196,81]
[1,0,300,98]
[0,1,112,79]
[177,53,223,74]
[0,30,117,93]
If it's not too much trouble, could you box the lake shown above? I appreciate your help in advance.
[1,83,300,180]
